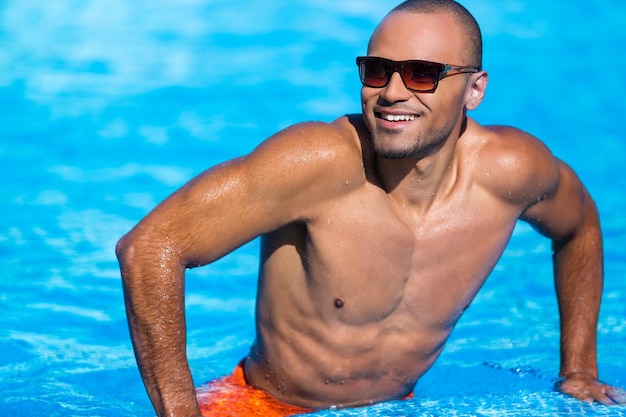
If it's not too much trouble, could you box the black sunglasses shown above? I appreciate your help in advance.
[356,56,479,93]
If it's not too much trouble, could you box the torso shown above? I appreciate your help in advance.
[244,115,539,408]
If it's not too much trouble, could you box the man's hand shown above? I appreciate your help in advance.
[556,372,626,405]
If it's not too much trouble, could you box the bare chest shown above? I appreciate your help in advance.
[303,187,520,327]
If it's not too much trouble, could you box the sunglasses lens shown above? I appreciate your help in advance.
[358,58,442,92]
[359,59,391,88]
[402,62,438,91]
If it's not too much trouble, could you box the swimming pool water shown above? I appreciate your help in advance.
[1,1,625,416]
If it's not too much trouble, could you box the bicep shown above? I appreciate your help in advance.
[146,159,282,267]
[520,160,590,242]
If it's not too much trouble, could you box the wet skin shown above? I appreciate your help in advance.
[117,9,626,416]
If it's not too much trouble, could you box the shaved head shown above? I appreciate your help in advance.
[378,0,482,70]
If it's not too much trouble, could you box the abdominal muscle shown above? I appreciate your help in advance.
[242,225,467,409]
[245,280,451,408]
[244,299,451,409]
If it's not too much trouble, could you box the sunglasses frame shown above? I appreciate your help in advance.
[356,56,480,93]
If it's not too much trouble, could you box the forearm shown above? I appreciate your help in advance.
[552,194,603,379]
[118,238,201,417]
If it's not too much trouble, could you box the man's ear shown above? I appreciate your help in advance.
[465,71,488,111]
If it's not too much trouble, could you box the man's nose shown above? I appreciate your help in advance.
[379,72,413,102]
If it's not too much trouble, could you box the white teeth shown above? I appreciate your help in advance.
[381,113,416,122]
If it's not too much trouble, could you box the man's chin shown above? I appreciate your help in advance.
[373,145,419,159]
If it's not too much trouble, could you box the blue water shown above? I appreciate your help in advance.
[1,1,625,416]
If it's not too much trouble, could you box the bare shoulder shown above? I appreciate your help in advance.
[223,116,368,221]
[248,116,366,193]
[464,119,560,208]
[252,116,363,176]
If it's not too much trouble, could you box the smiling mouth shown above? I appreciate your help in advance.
[375,112,417,122]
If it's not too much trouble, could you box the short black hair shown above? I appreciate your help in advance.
[390,0,482,70]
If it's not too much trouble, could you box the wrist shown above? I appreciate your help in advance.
[560,370,598,381]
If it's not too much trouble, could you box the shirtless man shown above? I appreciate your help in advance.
[116,1,626,415]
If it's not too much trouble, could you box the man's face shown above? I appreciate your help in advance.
[361,11,472,159]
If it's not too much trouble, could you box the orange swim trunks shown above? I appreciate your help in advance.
[196,361,315,417]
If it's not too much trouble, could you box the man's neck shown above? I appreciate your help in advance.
[375,143,459,213]
[372,114,470,215]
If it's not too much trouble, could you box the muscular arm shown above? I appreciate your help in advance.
[521,159,625,405]
[116,120,363,416]
[478,125,623,404]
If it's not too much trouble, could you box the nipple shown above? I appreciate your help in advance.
[334,298,344,308]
